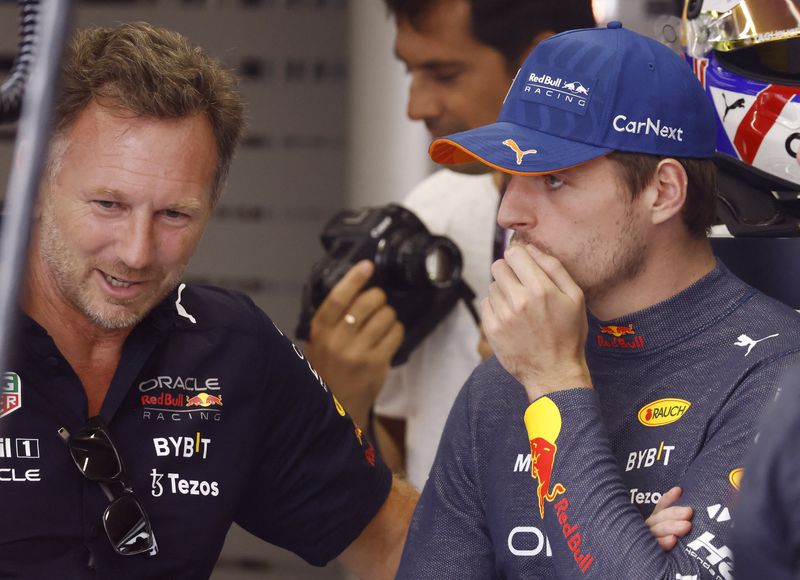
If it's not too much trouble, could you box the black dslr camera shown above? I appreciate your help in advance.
[296,204,476,366]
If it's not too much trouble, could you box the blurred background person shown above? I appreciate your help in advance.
[303,0,596,490]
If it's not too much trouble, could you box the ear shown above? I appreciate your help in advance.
[649,158,687,226]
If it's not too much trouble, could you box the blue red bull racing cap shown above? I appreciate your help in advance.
[429,22,717,175]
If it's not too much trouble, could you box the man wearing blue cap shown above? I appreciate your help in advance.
[397,23,800,578]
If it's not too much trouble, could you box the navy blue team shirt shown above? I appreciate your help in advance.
[0,284,392,579]
[398,262,800,579]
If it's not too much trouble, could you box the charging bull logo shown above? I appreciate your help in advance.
[598,323,645,349]
[563,81,589,96]
[524,397,567,519]
[599,324,635,338]
[186,393,223,408]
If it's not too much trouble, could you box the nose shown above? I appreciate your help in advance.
[117,212,155,271]
[497,175,537,231]
[407,74,441,123]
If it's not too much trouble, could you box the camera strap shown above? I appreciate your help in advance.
[456,280,480,326]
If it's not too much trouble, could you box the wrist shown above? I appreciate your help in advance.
[522,367,592,401]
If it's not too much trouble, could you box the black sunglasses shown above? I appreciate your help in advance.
[58,417,158,557]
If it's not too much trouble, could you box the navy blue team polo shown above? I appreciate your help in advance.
[0,284,391,579]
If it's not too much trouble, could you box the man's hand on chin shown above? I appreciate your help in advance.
[482,244,592,401]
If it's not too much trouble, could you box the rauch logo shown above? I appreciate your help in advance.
[638,398,691,427]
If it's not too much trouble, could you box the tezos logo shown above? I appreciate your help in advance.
[629,488,662,505]
[150,468,219,498]
[638,398,691,427]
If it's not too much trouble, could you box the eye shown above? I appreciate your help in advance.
[93,200,121,211]
[161,209,190,221]
[428,65,463,85]
[433,71,459,84]
[544,174,565,190]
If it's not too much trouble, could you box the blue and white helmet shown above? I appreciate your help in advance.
[683,0,800,189]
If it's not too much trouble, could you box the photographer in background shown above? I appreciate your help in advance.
[304,0,596,488]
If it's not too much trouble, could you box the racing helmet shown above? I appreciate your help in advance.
[682,0,800,236]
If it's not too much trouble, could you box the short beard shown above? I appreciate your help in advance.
[509,201,647,303]
[38,199,182,330]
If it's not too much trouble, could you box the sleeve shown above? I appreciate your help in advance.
[396,378,496,579]
[526,357,794,580]
[731,362,800,580]
[234,317,393,566]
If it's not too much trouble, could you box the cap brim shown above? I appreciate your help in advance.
[430,121,612,175]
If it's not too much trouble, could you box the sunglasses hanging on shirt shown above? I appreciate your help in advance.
[59,417,158,557]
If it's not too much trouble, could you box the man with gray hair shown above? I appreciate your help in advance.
[0,22,415,579]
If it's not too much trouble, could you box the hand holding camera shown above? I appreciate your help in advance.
[296,204,476,366]
[303,260,404,428]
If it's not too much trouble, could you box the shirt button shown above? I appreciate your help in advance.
[45,356,59,367]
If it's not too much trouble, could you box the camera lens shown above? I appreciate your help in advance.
[425,241,458,287]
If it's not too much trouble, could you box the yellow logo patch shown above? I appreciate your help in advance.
[637,398,691,427]
[729,467,744,490]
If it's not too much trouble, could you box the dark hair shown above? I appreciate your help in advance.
[54,22,245,204]
[607,152,718,238]
[384,0,596,67]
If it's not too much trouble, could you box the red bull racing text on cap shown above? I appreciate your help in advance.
[429,22,717,175]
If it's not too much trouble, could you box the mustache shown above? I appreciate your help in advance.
[101,261,160,281]
[507,233,557,260]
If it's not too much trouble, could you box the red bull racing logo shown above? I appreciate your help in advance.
[597,324,645,349]
[186,393,223,408]
[524,397,594,573]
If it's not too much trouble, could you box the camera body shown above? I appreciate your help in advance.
[296,203,468,365]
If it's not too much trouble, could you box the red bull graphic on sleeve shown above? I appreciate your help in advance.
[332,394,377,467]
[332,394,346,417]
[597,324,645,349]
[1,373,22,419]
[524,397,567,519]
[524,397,594,573]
